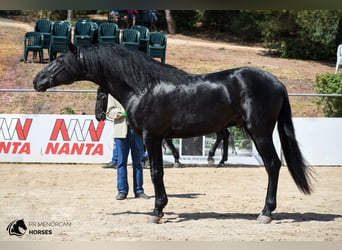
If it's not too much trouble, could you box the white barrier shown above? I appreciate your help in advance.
[291,118,342,165]
[1,115,341,165]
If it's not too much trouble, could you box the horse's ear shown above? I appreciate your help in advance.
[68,42,78,55]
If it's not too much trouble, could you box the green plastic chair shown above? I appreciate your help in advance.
[98,22,120,44]
[148,32,167,63]
[74,20,96,46]
[34,19,53,50]
[49,21,72,61]
[24,32,44,63]
[131,25,149,53]
[120,29,140,51]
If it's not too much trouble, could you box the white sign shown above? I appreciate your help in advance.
[0,114,113,163]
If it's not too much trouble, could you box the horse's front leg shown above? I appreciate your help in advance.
[143,132,168,223]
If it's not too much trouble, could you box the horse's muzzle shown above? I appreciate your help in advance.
[33,75,49,92]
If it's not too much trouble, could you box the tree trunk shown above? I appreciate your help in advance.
[67,10,73,22]
[165,10,176,34]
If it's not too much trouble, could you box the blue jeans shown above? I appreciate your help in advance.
[115,126,144,196]
[111,140,118,164]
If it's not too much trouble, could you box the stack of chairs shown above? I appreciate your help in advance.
[73,20,98,46]
[34,19,53,52]
[131,25,149,54]
[98,22,120,44]
[24,32,44,63]
[49,21,72,62]
[120,29,140,51]
[148,32,167,63]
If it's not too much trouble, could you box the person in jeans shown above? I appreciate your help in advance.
[106,94,149,200]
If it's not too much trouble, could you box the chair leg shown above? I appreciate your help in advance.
[24,49,28,63]
[336,62,339,74]
[39,50,43,63]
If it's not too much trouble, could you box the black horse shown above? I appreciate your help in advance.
[33,43,313,224]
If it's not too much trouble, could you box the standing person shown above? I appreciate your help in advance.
[110,10,120,23]
[149,10,160,30]
[106,94,149,200]
[124,10,138,27]
[102,142,118,168]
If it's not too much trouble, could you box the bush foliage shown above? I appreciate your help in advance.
[314,73,342,117]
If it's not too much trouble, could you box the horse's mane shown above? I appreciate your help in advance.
[79,43,189,94]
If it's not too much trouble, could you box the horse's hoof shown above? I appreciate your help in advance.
[149,215,164,224]
[208,159,215,166]
[173,162,181,168]
[216,163,224,168]
[257,214,272,224]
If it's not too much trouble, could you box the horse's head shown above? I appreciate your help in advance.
[16,219,27,231]
[33,43,83,91]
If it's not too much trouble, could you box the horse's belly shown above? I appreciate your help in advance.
[169,108,237,138]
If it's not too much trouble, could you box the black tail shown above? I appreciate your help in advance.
[277,91,314,195]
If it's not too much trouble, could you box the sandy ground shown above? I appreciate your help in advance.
[0,164,341,241]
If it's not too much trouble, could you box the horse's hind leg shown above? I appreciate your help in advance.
[218,129,229,166]
[208,129,225,165]
[165,139,181,167]
[143,132,168,223]
[248,132,281,224]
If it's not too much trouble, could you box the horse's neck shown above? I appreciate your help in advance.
[92,77,132,109]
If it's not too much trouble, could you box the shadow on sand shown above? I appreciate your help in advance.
[111,208,342,224]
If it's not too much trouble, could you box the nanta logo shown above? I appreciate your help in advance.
[44,119,105,156]
[0,118,32,155]
[50,119,104,142]
[0,118,32,140]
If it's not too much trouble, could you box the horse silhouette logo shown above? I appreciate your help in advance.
[7,219,27,236]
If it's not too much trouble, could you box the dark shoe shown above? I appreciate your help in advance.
[135,192,150,199]
[102,162,117,169]
[116,192,127,200]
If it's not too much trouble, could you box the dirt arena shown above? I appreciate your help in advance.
[0,163,341,241]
